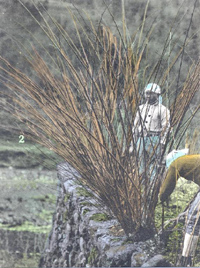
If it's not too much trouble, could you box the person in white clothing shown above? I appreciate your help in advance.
[130,83,170,180]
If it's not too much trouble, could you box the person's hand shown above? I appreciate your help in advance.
[160,196,170,207]
[159,190,169,204]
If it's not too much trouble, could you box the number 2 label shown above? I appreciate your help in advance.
[19,135,25,144]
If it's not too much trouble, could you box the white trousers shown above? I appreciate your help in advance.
[182,233,199,257]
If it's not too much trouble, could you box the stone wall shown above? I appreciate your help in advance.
[39,162,171,267]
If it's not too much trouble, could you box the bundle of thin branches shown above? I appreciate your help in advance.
[170,60,200,127]
[0,11,155,235]
[0,1,199,238]
[0,19,142,235]
[166,60,200,151]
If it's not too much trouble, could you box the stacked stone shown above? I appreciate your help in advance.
[39,162,171,267]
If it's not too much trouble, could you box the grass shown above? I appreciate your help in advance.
[0,251,41,268]
[0,170,57,268]
[0,221,52,234]
[0,140,57,155]
[155,177,199,229]
[2,176,57,190]
[33,193,57,204]
[155,177,199,265]
[0,140,62,169]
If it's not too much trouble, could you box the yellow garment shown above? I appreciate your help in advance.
[160,155,200,202]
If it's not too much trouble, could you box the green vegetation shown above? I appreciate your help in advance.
[90,213,110,222]
[155,178,199,229]
[33,193,57,204]
[3,177,56,190]
[0,140,62,169]
[63,193,71,203]
[0,251,41,268]
[62,210,68,221]
[37,209,55,222]
[155,178,199,265]
[88,247,98,265]
[83,208,91,215]
[0,221,51,234]
[165,222,184,264]
[0,170,57,267]
[76,187,94,198]
[80,201,94,207]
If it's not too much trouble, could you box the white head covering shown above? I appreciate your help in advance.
[145,83,161,95]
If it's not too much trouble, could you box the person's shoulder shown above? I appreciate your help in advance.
[160,103,170,111]
[139,103,146,108]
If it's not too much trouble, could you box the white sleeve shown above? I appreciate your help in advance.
[160,107,170,144]
[132,109,140,138]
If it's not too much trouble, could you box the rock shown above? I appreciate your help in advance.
[79,236,86,252]
[40,162,166,267]
[141,254,172,267]
[131,252,148,267]
[106,244,137,267]
[77,252,87,267]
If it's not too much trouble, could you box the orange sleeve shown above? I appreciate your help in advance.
[159,165,178,202]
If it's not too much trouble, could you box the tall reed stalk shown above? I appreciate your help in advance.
[0,0,199,238]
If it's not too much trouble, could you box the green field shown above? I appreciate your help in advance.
[0,168,57,268]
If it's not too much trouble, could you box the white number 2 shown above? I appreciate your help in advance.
[19,135,25,144]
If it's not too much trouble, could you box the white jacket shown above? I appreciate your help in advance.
[133,102,170,144]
